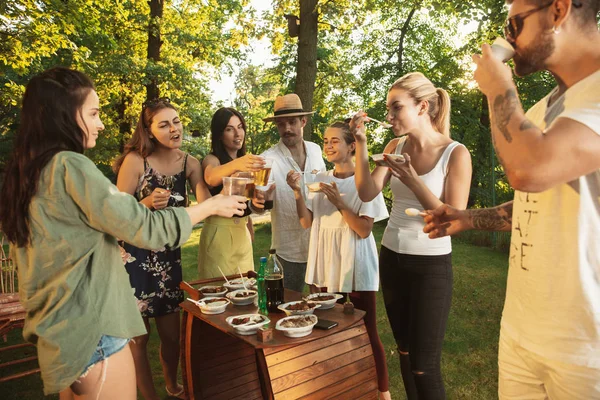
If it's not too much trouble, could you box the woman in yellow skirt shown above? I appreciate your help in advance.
[198,108,265,278]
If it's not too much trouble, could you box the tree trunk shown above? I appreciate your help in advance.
[397,7,417,78]
[116,90,131,154]
[146,0,163,101]
[295,0,318,141]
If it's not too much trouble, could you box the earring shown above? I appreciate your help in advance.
[552,25,561,34]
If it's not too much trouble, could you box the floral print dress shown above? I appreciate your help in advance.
[123,155,188,317]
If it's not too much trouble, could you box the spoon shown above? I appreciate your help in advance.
[367,116,392,129]
[405,208,427,217]
[171,194,184,201]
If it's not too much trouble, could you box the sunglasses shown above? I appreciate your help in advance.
[504,1,554,42]
[142,97,171,110]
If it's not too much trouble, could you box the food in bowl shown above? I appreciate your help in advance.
[226,289,258,306]
[370,153,405,167]
[224,277,257,291]
[226,313,270,335]
[189,297,230,315]
[199,285,227,297]
[277,300,321,316]
[276,314,318,338]
[279,315,315,328]
[305,293,344,310]
[306,182,321,192]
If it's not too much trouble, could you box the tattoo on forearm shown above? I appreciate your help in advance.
[492,89,518,143]
[469,202,513,231]
[519,119,535,131]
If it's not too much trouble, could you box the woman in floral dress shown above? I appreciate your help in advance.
[113,98,211,399]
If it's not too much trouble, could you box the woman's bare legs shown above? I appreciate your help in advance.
[59,344,136,400]
[155,312,183,395]
[129,318,160,400]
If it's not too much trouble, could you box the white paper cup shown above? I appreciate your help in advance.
[490,37,515,62]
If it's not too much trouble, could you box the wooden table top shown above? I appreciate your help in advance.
[180,289,366,349]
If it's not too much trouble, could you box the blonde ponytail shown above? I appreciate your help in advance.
[390,72,451,137]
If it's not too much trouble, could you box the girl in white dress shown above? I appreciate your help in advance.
[286,121,391,400]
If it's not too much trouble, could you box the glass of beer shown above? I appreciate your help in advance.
[254,158,272,187]
[254,183,275,210]
[222,177,247,196]
[233,171,255,199]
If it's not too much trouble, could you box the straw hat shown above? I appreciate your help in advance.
[263,93,315,122]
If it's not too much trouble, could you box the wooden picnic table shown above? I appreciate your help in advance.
[179,288,378,400]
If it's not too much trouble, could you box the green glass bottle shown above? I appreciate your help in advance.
[257,256,268,315]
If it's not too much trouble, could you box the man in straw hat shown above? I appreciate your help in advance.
[258,94,326,292]
[420,0,600,398]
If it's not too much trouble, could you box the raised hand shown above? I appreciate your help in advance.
[385,153,418,186]
[422,204,471,238]
[233,154,266,173]
[149,188,171,210]
[286,170,302,192]
[320,181,344,210]
[349,111,368,143]
[210,194,248,218]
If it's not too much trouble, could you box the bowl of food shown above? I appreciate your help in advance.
[370,153,405,167]
[226,289,258,306]
[304,293,344,310]
[190,297,230,314]
[226,314,270,335]
[306,182,321,192]
[277,300,321,316]
[223,277,257,291]
[199,285,227,297]
[275,315,318,338]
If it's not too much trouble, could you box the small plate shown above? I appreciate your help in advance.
[226,314,270,335]
[199,285,228,298]
[276,315,318,338]
[224,277,257,291]
[189,297,230,314]
[278,300,321,316]
[304,293,344,310]
[371,153,405,167]
[226,289,258,306]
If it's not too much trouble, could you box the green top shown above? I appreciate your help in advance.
[10,152,192,394]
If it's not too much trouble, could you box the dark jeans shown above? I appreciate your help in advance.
[379,246,453,400]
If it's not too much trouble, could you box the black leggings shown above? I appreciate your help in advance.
[379,246,453,400]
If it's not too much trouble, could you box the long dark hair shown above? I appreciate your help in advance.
[210,107,247,164]
[112,98,177,175]
[0,67,95,246]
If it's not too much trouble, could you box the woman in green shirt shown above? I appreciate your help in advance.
[0,67,247,399]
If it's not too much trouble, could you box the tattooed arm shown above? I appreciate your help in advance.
[422,202,513,239]
[472,45,600,193]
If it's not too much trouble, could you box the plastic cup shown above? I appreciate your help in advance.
[490,37,515,62]
[222,177,247,196]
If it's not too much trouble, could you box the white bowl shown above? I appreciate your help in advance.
[226,289,258,306]
[371,153,405,167]
[199,285,228,297]
[276,315,318,338]
[226,314,270,335]
[306,182,321,192]
[195,298,230,314]
[304,293,344,310]
[223,277,257,291]
[278,300,321,316]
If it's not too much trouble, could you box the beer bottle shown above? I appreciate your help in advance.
[257,257,268,315]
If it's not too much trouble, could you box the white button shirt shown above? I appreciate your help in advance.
[261,140,326,263]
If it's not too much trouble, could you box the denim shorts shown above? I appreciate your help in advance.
[82,335,130,375]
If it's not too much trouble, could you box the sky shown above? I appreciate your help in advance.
[208,0,274,105]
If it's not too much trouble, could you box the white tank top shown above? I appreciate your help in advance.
[381,138,462,255]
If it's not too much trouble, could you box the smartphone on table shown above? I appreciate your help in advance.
[314,319,338,330]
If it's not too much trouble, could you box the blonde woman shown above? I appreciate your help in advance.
[351,72,472,399]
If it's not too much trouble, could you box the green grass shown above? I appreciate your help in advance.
[1,221,508,399]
